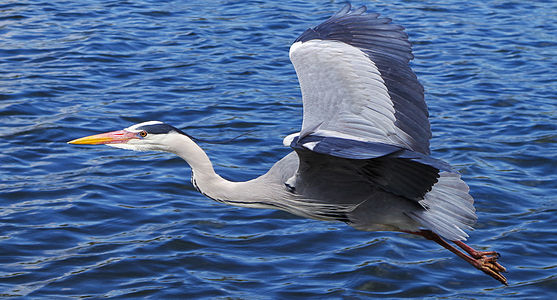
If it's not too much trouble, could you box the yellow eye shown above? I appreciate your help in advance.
[139,130,147,138]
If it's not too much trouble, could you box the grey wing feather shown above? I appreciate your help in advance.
[407,172,477,241]
[291,4,430,154]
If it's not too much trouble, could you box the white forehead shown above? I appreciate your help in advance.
[125,121,164,132]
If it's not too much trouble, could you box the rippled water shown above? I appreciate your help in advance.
[2,0,556,298]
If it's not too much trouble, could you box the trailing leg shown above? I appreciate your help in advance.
[403,230,507,285]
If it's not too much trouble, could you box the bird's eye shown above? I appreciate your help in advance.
[139,130,147,138]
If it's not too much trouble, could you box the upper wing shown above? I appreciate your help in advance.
[289,4,430,154]
[285,5,476,240]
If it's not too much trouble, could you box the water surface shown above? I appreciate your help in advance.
[1,0,556,298]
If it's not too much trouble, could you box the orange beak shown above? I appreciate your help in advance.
[67,130,139,145]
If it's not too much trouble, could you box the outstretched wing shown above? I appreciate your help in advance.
[286,5,476,241]
[289,3,430,154]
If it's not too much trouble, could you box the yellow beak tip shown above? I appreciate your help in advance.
[67,137,90,145]
[67,130,137,145]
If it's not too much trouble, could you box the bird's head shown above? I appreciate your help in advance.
[68,121,189,152]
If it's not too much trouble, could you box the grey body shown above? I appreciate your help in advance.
[263,151,422,231]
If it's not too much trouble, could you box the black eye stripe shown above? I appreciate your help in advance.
[136,123,187,136]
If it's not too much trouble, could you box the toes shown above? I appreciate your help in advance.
[481,264,508,285]
[481,256,506,272]
[493,262,507,273]
[493,273,508,285]
[474,251,500,259]
[478,255,508,285]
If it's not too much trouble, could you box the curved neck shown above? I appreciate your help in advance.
[161,133,353,221]
[171,134,218,179]
[169,134,225,192]
[168,134,278,206]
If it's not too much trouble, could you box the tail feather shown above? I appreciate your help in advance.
[408,171,477,241]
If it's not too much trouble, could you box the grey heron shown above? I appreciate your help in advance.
[69,4,507,285]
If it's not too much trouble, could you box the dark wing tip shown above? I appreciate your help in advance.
[334,3,352,17]
[294,4,412,63]
[332,4,366,18]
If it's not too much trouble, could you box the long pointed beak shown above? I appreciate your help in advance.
[68,130,139,145]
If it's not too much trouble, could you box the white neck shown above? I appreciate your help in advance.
[168,133,282,208]
[162,133,354,221]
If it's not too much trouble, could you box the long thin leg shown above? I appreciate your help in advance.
[404,230,508,285]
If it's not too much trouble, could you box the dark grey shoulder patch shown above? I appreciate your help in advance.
[292,134,453,201]
[291,134,452,172]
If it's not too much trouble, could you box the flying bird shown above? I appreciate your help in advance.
[69,4,507,285]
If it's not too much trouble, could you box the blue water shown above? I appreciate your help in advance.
[1,0,556,298]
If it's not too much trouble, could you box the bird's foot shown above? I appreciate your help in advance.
[452,239,507,285]
[470,251,508,285]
